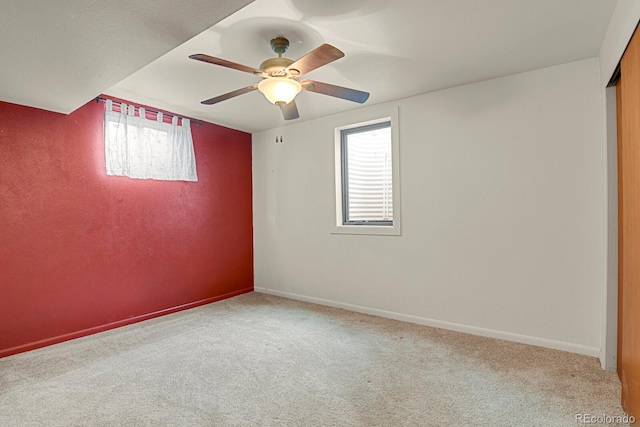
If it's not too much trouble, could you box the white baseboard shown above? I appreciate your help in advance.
[254,287,600,358]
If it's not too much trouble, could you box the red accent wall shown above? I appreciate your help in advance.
[0,98,253,358]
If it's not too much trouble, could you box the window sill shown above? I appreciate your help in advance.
[331,224,401,236]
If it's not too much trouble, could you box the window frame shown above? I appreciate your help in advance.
[333,107,401,236]
[340,120,393,227]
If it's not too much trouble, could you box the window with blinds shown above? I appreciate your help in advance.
[341,121,393,225]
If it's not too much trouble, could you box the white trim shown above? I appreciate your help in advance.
[332,106,402,236]
[331,224,401,236]
[599,81,609,370]
[600,85,619,371]
[254,287,600,358]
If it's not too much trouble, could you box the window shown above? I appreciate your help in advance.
[341,121,393,225]
[104,100,198,182]
[334,108,400,236]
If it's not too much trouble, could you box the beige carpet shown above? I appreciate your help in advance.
[0,292,629,426]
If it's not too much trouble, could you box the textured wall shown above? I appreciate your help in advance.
[0,98,253,357]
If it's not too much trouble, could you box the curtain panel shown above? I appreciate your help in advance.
[104,100,198,181]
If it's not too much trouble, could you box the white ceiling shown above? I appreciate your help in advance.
[0,0,253,114]
[2,1,617,134]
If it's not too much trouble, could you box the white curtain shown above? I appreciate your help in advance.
[104,100,198,181]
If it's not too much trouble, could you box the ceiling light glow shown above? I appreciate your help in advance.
[258,78,302,105]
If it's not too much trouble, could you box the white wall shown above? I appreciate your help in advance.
[252,58,604,356]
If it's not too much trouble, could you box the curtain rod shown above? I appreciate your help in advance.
[95,97,202,126]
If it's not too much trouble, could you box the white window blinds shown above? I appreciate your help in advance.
[342,122,393,223]
[104,100,198,181]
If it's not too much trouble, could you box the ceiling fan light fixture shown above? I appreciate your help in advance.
[258,77,301,105]
[190,40,368,120]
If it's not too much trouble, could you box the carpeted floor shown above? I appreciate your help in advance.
[0,292,629,426]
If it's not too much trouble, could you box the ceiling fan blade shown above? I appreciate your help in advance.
[280,100,300,120]
[189,54,263,75]
[300,79,370,104]
[286,44,344,76]
[201,84,258,105]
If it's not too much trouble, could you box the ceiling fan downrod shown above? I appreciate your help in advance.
[270,36,290,57]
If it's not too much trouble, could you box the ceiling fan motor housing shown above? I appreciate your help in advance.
[259,57,295,75]
[259,37,300,76]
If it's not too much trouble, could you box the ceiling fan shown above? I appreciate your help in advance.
[189,36,370,120]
